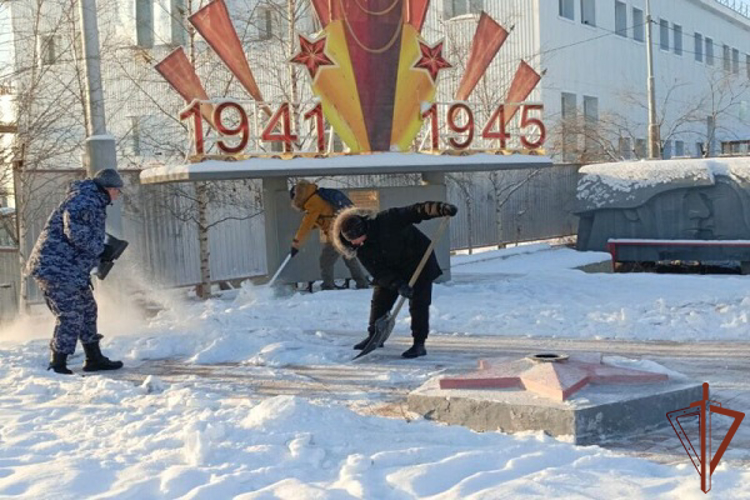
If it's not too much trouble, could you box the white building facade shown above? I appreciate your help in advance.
[535,0,750,161]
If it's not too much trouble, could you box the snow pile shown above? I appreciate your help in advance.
[2,245,750,497]
[1,375,748,498]
[576,157,750,210]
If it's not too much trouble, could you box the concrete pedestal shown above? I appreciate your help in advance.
[408,366,702,445]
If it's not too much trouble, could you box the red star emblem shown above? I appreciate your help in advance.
[413,40,452,83]
[290,34,334,81]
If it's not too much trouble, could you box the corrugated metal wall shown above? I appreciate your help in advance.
[446,165,580,249]
[122,173,267,286]
[0,248,19,322]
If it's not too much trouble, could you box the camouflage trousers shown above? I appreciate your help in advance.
[36,279,99,355]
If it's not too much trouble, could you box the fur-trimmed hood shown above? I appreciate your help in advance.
[291,180,318,211]
[331,206,377,259]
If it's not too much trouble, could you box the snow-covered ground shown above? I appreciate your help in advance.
[2,244,750,499]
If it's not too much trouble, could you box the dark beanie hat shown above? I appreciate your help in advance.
[341,215,367,241]
[93,169,124,189]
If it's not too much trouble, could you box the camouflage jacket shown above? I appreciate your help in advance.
[26,179,109,288]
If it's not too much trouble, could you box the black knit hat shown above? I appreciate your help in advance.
[341,215,367,241]
[92,169,124,189]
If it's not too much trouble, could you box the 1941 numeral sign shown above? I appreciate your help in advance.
[180,100,546,155]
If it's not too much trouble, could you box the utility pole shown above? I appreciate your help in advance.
[79,0,122,235]
[287,0,301,149]
[645,0,661,159]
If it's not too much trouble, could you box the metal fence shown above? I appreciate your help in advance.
[0,247,19,323]
[0,164,580,316]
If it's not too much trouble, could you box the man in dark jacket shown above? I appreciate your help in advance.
[26,169,125,374]
[332,201,457,358]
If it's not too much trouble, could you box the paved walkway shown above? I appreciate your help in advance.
[108,331,750,469]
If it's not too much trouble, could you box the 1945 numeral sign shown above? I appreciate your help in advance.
[180,100,546,155]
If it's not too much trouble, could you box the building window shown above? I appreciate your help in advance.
[618,137,631,160]
[747,54,750,79]
[561,92,577,162]
[135,0,154,48]
[559,0,574,20]
[732,48,740,74]
[706,37,714,65]
[128,117,141,156]
[583,95,598,153]
[171,0,187,46]
[723,44,731,71]
[662,140,672,159]
[707,115,716,156]
[255,7,273,41]
[673,24,682,55]
[659,19,669,51]
[696,142,704,157]
[449,0,483,17]
[615,1,627,37]
[632,8,644,42]
[635,139,647,159]
[675,140,685,157]
[38,34,60,65]
[694,33,703,62]
[580,0,595,26]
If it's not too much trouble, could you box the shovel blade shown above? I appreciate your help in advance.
[373,313,396,344]
[352,313,394,360]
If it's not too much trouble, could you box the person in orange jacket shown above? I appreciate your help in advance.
[290,180,369,290]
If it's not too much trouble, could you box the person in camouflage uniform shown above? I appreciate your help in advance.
[26,169,125,374]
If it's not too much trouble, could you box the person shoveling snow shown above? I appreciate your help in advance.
[25,169,126,375]
[332,201,457,359]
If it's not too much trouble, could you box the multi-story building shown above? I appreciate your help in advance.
[540,0,750,161]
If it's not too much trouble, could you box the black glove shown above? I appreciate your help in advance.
[93,260,114,280]
[439,203,458,217]
[94,234,128,280]
[100,233,129,261]
[397,282,414,299]
[290,246,299,258]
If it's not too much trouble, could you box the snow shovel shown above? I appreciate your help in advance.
[354,216,451,360]
[267,252,293,287]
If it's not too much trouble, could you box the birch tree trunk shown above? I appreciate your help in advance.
[189,0,211,299]
[196,182,211,299]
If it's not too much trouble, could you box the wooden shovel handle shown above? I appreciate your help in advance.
[391,216,451,319]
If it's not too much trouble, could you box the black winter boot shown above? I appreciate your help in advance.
[82,341,123,372]
[48,351,74,375]
[402,341,427,359]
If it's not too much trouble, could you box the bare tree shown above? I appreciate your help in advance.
[549,69,750,164]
